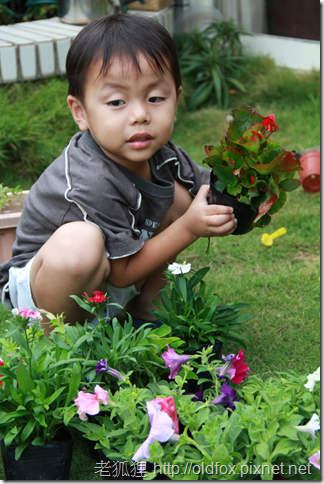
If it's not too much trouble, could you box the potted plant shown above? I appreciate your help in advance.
[203,106,302,234]
[0,308,81,480]
[297,148,320,194]
[68,346,320,480]
[150,263,253,353]
[0,183,29,264]
[57,291,185,389]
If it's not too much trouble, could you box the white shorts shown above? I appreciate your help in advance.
[2,257,139,322]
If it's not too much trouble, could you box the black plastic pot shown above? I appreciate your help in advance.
[186,341,223,393]
[1,426,74,480]
[208,172,257,235]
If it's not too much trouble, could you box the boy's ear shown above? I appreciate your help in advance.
[67,95,89,131]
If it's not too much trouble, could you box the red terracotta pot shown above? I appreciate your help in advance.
[299,151,320,193]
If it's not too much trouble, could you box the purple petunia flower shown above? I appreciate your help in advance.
[162,345,190,379]
[95,359,108,375]
[185,391,204,402]
[211,379,238,411]
[95,359,125,380]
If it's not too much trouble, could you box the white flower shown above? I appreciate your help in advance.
[294,414,320,440]
[304,367,320,392]
[11,308,19,316]
[168,262,191,275]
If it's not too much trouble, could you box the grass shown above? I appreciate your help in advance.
[0,55,320,479]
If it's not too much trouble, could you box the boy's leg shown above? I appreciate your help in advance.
[29,221,110,336]
[125,180,193,322]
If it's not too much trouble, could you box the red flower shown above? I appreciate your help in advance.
[233,169,240,175]
[250,175,255,184]
[262,114,278,133]
[231,350,251,384]
[0,358,4,387]
[152,396,179,434]
[87,291,108,303]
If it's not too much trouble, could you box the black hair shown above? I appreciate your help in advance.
[66,14,181,103]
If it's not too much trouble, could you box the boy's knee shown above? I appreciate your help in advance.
[36,222,109,279]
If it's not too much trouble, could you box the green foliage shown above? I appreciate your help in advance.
[70,353,320,481]
[203,106,302,227]
[0,316,83,458]
[0,183,23,212]
[47,296,183,388]
[0,0,57,25]
[174,20,251,109]
[151,266,252,351]
[0,78,76,188]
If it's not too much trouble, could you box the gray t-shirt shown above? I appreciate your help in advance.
[0,131,210,287]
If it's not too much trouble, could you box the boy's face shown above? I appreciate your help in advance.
[68,54,182,172]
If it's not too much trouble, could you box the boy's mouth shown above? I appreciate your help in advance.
[127,133,153,149]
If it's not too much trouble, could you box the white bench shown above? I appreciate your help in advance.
[0,6,174,83]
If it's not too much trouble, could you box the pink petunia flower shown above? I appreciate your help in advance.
[162,345,190,380]
[152,396,179,434]
[132,400,179,462]
[74,385,109,421]
[309,450,320,469]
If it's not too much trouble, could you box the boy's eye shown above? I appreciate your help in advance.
[149,97,164,103]
[108,100,125,107]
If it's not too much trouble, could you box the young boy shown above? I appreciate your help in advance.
[0,14,236,335]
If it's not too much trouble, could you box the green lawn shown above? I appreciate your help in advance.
[0,56,320,480]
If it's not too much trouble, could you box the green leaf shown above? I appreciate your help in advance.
[17,361,35,395]
[227,77,246,92]
[4,426,19,447]
[31,436,45,446]
[271,439,299,459]
[268,188,287,215]
[189,267,210,288]
[178,276,187,302]
[214,165,237,185]
[256,442,269,460]
[211,67,222,107]
[15,442,29,461]
[65,362,81,406]
[7,328,27,351]
[279,178,301,192]
[277,425,299,441]
[188,81,213,109]
[44,387,65,406]
[20,420,36,442]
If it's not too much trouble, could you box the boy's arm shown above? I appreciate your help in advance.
[108,185,236,288]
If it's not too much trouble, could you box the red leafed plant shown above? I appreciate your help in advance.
[203,106,302,228]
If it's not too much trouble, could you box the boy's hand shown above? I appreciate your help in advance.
[182,184,237,238]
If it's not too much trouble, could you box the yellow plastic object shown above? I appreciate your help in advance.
[261,227,287,247]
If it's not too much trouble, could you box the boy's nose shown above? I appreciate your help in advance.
[130,101,150,125]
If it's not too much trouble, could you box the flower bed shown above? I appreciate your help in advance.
[0,264,320,480]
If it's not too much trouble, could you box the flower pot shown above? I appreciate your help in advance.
[208,172,257,235]
[299,151,320,193]
[1,426,74,480]
[0,190,29,265]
